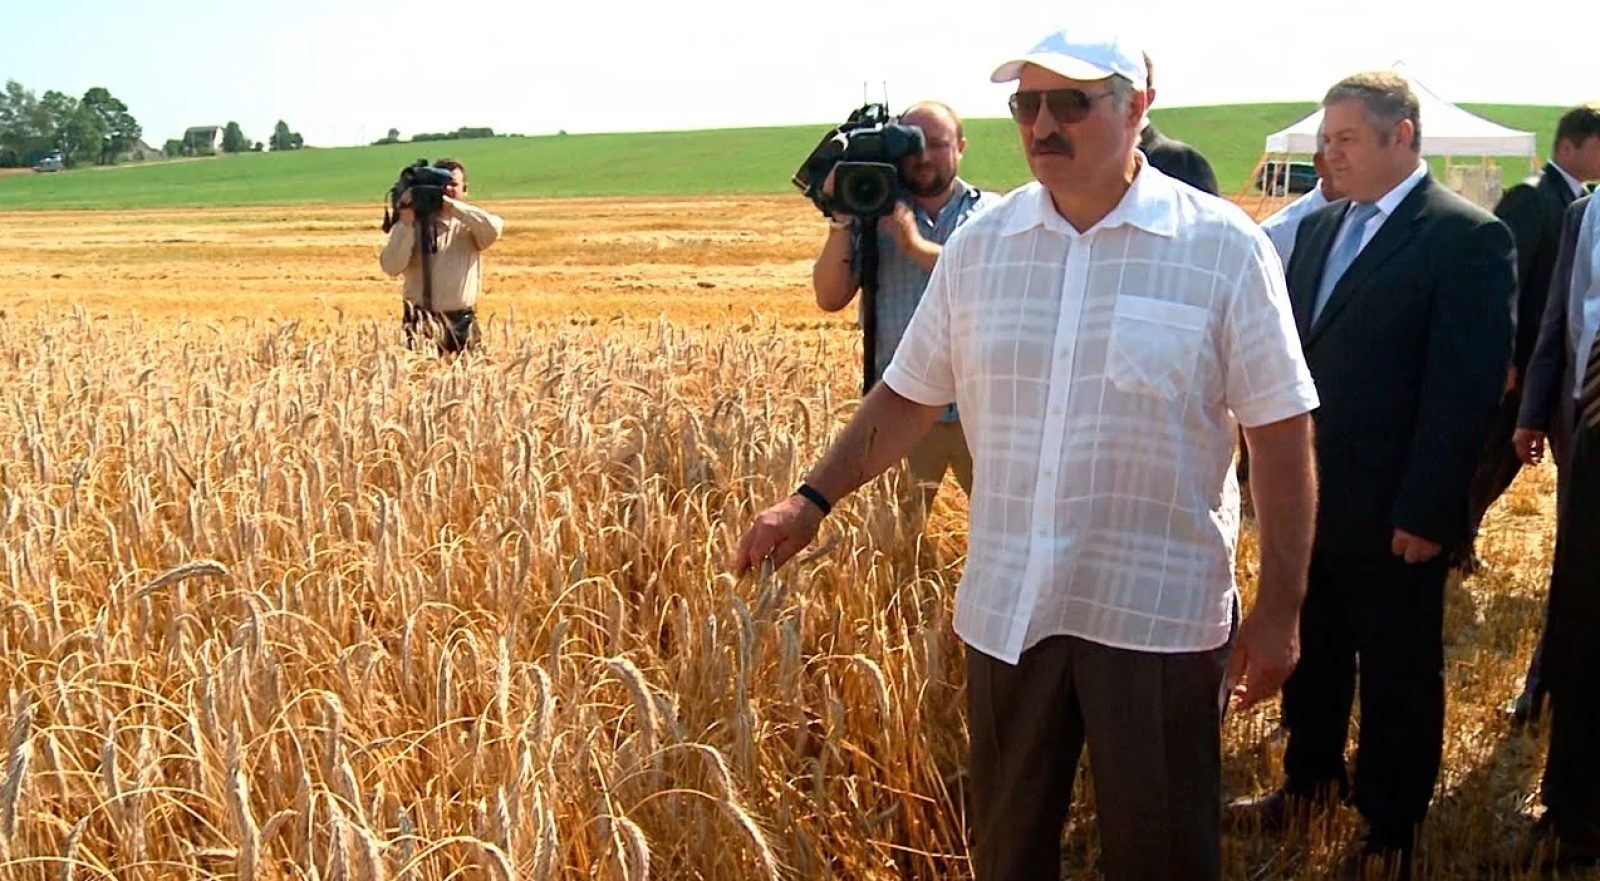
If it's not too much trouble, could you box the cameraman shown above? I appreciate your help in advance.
[380,158,505,354]
[812,101,998,525]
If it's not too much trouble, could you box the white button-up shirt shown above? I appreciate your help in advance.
[882,160,1320,663]
[1260,183,1330,268]
[1568,196,1600,401]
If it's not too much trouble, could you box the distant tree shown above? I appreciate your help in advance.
[411,126,496,143]
[79,86,140,165]
[162,138,184,158]
[221,121,248,153]
[39,91,102,167]
[269,120,303,151]
[251,140,264,152]
[0,80,49,167]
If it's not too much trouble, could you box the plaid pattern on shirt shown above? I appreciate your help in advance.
[882,161,1320,662]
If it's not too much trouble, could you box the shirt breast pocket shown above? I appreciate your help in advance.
[1106,295,1211,400]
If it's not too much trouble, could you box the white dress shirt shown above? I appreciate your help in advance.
[1552,161,1589,201]
[1260,183,1330,268]
[1331,160,1429,256]
[882,161,1320,663]
[1568,197,1600,399]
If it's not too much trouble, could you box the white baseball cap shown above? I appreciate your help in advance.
[990,28,1148,86]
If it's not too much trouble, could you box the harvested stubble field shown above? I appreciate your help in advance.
[0,197,1583,879]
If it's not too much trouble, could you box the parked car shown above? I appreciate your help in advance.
[33,151,64,172]
[1255,159,1318,195]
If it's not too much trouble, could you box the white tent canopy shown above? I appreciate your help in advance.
[1262,62,1537,158]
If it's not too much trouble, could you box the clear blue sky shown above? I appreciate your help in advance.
[3,0,1592,148]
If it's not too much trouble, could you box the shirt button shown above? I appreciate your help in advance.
[1036,529,1048,538]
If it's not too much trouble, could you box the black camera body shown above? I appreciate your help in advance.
[382,159,455,231]
[793,103,925,219]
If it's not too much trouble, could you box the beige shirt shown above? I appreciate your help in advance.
[379,199,504,311]
[883,161,1319,662]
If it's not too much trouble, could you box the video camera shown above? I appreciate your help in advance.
[382,159,455,232]
[792,103,925,219]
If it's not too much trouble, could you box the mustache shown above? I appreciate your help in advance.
[1029,133,1075,157]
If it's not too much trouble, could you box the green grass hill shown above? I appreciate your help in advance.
[0,103,1568,211]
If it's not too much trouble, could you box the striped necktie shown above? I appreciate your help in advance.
[1581,331,1600,430]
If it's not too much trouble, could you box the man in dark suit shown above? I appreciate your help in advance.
[1137,52,1219,195]
[1458,104,1600,577]
[1515,193,1600,867]
[1226,71,1517,880]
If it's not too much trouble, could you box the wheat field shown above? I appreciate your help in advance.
[0,199,1584,880]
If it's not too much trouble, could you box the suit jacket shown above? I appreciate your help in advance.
[1286,174,1518,555]
[1518,194,1595,469]
[1139,125,1219,196]
[1494,163,1582,372]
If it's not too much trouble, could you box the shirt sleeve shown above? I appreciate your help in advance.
[1223,226,1320,427]
[881,231,959,407]
[379,222,416,276]
[450,200,504,250]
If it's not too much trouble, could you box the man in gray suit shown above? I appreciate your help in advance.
[1515,193,1600,867]
[1458,104,1600,579]
[1510,192,1598,725]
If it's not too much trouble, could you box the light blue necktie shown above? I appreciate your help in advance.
[1311,201,1380,323]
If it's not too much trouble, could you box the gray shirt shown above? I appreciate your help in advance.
[851,178,999,421]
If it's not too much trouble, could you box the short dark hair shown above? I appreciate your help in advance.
[1324,71,1422,151]
[1555,103,1600,150]
[433,157,465,180]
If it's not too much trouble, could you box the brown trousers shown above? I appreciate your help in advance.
[966,623,1233,881]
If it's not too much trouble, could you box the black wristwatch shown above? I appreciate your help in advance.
[793,483,832,516]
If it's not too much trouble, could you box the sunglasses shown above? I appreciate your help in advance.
[1008,88,1115,125]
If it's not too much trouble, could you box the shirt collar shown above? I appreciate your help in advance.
[1002,153,1180,239]
[913,177,980,223]
[1551,161,1588,199]
[1370,159,1428,217]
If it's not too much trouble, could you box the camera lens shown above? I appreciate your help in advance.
[838,165,893,217]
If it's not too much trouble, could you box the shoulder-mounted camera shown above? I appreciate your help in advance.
[382,159,455,232]
[791,103,925,219]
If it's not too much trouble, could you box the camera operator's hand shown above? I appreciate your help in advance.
[821,168,854,228]
[885,201,922,251]
[397,189,415,225]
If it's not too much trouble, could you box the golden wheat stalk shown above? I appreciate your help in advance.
[0,693,34,845]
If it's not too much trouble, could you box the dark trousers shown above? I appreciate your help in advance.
[1280,551,1448,847]
[1541,420,1600,828]
[966,624,1233,881]
[1520,418,1575,702]
[403,303,478,353]
[1462,386,1525,550]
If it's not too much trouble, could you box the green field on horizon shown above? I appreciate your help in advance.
[0,103,1567,211]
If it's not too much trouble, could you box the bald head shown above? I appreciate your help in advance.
[897,100,966,201]
[901,100,964,141]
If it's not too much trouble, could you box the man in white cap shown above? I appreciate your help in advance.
[732,25,1319,880]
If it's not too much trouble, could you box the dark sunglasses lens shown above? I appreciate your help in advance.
[1011,89,1093,124]
[1009,92,1040,122]
[1045,90,1092,123]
